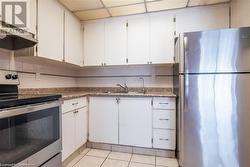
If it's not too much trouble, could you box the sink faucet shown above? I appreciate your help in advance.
[116,83,129,93]
[140,77,146,94]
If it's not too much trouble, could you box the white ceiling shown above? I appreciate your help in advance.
[59,0,231,21]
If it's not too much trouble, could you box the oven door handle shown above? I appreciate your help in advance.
[0,100,61,119]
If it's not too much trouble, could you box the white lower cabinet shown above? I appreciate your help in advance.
[62,111,75,160]
[152,97,176,150]
[89,97,119,144]
[119,97,152,148]
[87,96,177,151]
[153,110,176,129]
[153,129,176,150]
[62,98,87,161]
[75,107,88,149]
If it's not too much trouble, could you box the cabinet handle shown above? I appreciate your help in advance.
[116,97,120,104]
[74,110,79,114]
[72,102,78,106]
[159,138,169,141]
[159,102,169,105]
[159,119,169,121]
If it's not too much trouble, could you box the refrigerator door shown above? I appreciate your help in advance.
[183,27,250,74]
[183,73,250,167]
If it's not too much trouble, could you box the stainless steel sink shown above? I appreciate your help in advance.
[101,91,145,95]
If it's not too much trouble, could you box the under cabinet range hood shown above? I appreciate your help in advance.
[0,21,38,50]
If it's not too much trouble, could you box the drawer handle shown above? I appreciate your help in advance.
[73,110,79,114]
[72,102,78,106]
[159,138,169,141]
[159,119,169,121]
[159,102,169,105]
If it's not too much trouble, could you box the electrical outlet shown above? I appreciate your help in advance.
[35,73,41,80]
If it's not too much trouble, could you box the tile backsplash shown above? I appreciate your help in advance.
[0,50,174,89]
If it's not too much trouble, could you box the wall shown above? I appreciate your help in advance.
[0,50,172,89]
[76,65,173,88]
[231,0,250,28]
[0,50,78,88]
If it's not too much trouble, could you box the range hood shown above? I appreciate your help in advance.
[0,21,38,50]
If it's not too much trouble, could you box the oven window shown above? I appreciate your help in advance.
[0,107,60,166]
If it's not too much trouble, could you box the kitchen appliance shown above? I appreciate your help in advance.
[0,70,62,167]
[175,27,250,167]
[0,21,37,50]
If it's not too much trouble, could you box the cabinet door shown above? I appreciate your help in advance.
[28,0,37,35]
[83,22,105,66]
[65,11,83,66]
[105,19,127,65]
[127,16,150,65]
[62,111,75,161]
[75,107,87,149]
[149,13,175,64]
[119,97,152,148]
[176,4,229,34]
[89,97,118,144]
[37,0,64,61]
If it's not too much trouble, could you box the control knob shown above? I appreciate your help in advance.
[5,74,12,80]
[12,74,18,80]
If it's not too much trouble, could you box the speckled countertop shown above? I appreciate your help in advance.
[60,91,176,100]
[19,87,176,100]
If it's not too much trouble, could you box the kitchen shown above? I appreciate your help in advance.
[0,0,249,167]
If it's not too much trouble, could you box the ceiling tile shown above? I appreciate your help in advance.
[59,0,103,11]
[188,0,230,6]
[102,0,144,7]
[109,4,146,16]
[75,9,110,20]
[147,0,188,12]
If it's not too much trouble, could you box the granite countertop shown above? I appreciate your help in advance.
[19,87,176,100]
[60,91,176,100]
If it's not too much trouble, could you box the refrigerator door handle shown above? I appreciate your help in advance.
[179,75,185,167]
[179,34,188,74]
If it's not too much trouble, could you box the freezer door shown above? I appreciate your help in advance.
[184,27,250,73]
[182,74,250,167]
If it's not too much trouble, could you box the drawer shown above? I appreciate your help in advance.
[62,97,87,113]
[153,129,176,150]
[153,110,176,129]
[153,97,176,110]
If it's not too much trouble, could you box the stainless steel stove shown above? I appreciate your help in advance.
[0,70,62,167]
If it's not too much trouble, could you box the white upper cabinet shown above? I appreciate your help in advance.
[37,0,64,62]
[89,97,119,144]
[149,13,175,64]
[105,19,127,66]
[27,0,37,35]
[176,4,229,34]
[83,22,105,66]
[119,97,152,148]
[127,15,150,65]
[65,11,84,66]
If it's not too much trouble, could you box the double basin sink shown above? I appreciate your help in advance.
[101,91,146,95]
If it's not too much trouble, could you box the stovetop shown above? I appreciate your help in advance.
[0,94,62,109]
[0,70,62,109]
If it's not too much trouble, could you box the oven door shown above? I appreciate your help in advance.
[0,101,62,167]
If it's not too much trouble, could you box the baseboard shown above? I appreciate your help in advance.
[87,142,175,158]
[62,143,87,167]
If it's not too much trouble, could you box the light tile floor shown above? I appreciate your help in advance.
[66,148,179,167]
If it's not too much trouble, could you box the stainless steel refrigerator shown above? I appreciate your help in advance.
[175,27,250,167]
